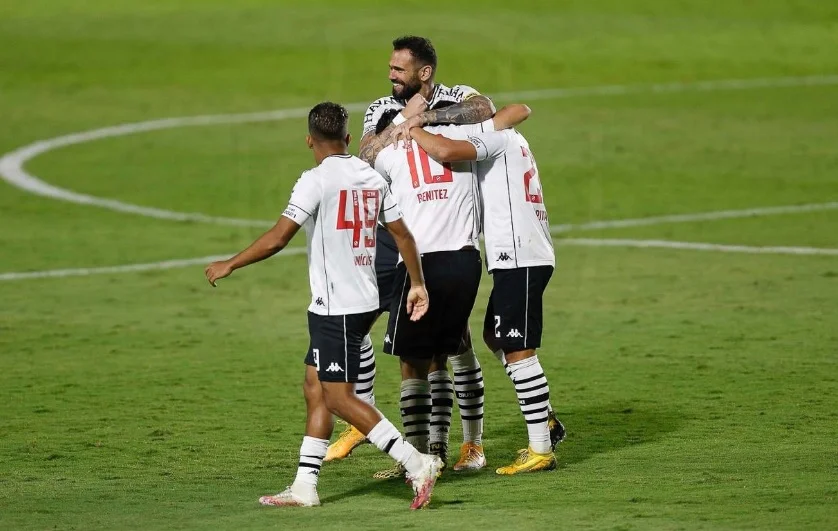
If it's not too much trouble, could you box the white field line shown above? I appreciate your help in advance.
[2,238,836,282]
[549,202,838,233]
[560,238,838,256]
[2,74,837,282]
[1,74,837,225]
[0,247,308,281]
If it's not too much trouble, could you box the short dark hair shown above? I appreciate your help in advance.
[375,109,401,135]
[308,102,349,141]
[393,35,437,72]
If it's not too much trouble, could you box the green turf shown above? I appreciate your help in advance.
[1,1,837,529]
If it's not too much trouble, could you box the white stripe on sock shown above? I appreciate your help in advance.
[507,356,551,454]
[429,370,454,446]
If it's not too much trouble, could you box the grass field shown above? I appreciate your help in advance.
[1,1,837,529]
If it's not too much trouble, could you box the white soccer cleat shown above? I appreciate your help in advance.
[258,486,320,508]
[407,454,443,510]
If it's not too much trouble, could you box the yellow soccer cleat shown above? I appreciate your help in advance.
[453,442,486,471]
[324,423,368,462]
[495,447,557,475]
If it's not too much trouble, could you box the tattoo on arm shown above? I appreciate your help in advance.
[358,124,396,164]
[418,95,495,126]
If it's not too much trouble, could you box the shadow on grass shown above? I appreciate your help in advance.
[320,403,681,505]
[553,403,682,467]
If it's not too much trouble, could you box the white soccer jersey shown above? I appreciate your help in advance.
[373,125,480,256]
[461,123,555,271]
[362,83,481,137]
[282,154,403,316]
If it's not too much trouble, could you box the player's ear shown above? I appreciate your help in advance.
[306,134,313,149]
[419,65,433,82]
[345,133,351,146]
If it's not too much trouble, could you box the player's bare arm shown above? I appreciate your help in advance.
[205,216,301,286]
[491,103,531,130]
[419,94,495,126]
[358,95,428,164]
[410,127,478,163]
[358,126,396,165]
[390,95,496,146]
[383,217,429,321]
[409,104,532,163]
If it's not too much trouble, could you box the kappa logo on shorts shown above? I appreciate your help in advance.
[384,334,392,344]
[506,329,524,338]
[315,297,325,306]
[326,362,344,373]
[497,252,512,262]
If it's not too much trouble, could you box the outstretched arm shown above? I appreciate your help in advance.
[205,216,301,286]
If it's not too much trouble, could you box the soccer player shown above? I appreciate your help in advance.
[326,35,496,471]
[204,103,443,509]
[406,108,566,474]
[359,97,529,476]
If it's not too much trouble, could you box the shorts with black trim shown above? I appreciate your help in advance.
[483,265,553,352]
[383,249,482,359]
[304,310,379,382]
[375,227,399,313]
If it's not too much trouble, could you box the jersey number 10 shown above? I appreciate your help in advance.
[336,189,380,248]
[406,142,453,189]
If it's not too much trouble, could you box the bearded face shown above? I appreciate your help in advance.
[389,49,426,102]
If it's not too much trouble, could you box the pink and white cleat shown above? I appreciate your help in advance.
[407,454,444,510]
[259,486,320,508]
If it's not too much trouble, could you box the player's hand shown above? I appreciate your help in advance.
[390,115,423,148]
[403,93,428,118]
[405,285,429,321]
[205,260,233,287]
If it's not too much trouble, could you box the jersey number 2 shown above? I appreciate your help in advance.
[522,146,543,204]
[406,143,453,189]
[337,189,379,248]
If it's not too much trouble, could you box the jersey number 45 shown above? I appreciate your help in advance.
[337,189,380,248]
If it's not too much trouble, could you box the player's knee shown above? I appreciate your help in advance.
[504,348,536,364]
[429,354,448,373]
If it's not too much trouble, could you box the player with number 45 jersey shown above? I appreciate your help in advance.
[408,106,566,476]
[205,103,444,510]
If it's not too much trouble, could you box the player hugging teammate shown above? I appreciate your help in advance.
[328,36,566,477]
[207,35,566,511]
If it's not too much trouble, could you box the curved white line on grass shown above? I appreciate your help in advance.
[561,238,838,256]
[2,74,837,225]
[0,247,308,281]
[2,238,836,282]
[549,202,838,233]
